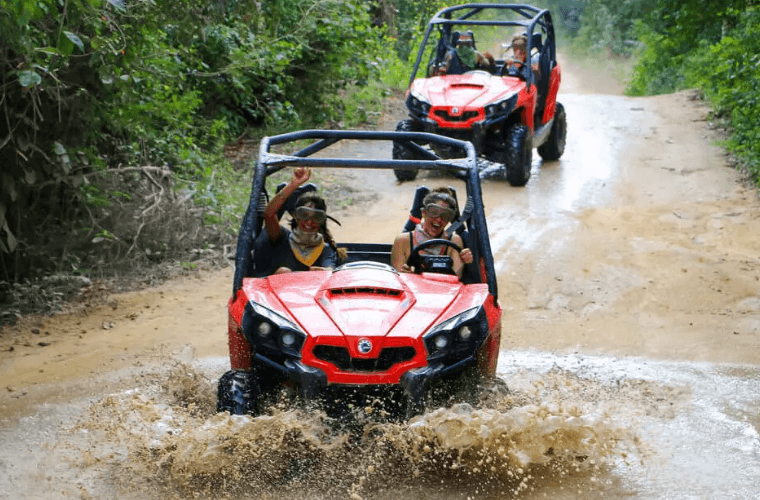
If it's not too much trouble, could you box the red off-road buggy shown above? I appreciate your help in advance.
[217,130,503,420]
[393,3,566,186]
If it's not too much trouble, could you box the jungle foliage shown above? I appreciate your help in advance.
[0,0,401,289]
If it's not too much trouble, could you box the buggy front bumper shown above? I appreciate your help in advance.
[265,354,477,403]
[421,119,486,153]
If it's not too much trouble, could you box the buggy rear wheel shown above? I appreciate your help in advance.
[217,370,260,416]
[393,119,423,181]
[538,102,566,161]
[503,124,532,186]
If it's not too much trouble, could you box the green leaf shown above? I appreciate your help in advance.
[34,47,63,56]
[53,141,66,155]
[63,31,85,53]
[18,70,42,88]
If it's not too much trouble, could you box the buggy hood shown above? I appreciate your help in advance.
[412,72,523,111]
[242,266,488,340]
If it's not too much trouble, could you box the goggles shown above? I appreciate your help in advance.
[424,204,455,221]
[295,206,327,224]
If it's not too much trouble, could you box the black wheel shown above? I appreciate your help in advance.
[393,119,422,182]
[502,124,532,187]
[538,102,566,161]
[217,370,260,416]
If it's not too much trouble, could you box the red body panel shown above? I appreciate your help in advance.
[542,64,562,125]
[480,298,502,376]
[227,267,498,385]
[228,294,251,370]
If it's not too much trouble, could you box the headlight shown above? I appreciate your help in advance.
[458,325,473,341]
[281,332,297,347]
[423,307,486,363]
[433,334,449,349]
[485,94,517,118]
[407,90,431,116]
[258,322,273,338]
[245,302,307,358]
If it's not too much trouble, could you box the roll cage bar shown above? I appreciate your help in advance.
[408,3,556,88]
[232,130,499,304]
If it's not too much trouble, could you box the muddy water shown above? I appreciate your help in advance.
[2,351,758,499]
[3,61,760,498]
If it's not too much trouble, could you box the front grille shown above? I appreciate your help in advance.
[434,110,480,122]
[313,345,416,372]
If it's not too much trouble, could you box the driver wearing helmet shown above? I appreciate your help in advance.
[391,187,473,278]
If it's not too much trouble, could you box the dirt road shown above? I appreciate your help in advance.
[1,59,759,499]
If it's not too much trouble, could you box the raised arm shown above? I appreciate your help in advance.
[262,167,311,242]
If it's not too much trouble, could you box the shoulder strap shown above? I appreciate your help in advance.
[446,197,473,238]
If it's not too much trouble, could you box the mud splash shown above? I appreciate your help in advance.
[6,349,760,499]
[16,356,637,500]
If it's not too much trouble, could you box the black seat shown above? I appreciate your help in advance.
[403,186,430,233]
[530,32,542,53]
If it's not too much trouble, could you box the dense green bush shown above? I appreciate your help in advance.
[0,0,396,285]
[569,0,656,56]
[682,7,760,175]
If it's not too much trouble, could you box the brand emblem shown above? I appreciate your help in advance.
[451,107,459,115]
[357,338,373,354]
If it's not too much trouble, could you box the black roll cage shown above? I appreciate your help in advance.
[231,130,499,305]
[409,3,556,88]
